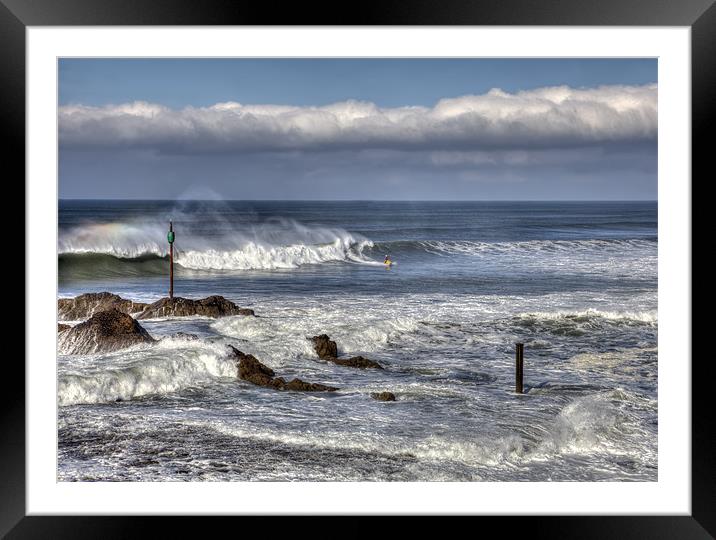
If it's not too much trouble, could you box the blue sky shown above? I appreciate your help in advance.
[59,58,657,200]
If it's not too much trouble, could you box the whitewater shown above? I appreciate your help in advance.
[58,200,657,481]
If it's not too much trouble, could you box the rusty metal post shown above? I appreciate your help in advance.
[515,343,524,394]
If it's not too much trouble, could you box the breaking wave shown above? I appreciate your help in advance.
[58,219,379,273]
[58,341,236,406]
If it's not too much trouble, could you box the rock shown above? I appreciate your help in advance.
[58,308,155,355]
[228,345,337,392]
[282,378,337,392]
[137,295,254,319]
[169,332,200,341]
[58,323,71,333]
[58,292,149,321]
[311,334,338,359]
[333,356,383,370]
[371,392,396,402]
[233,346,276,387]
[309,334,383,369]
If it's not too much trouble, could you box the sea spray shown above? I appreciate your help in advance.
[59,217,377,270]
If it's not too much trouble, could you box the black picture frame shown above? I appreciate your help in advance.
[5,0,710,535]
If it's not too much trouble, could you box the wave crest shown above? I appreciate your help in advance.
[59,218,378,271]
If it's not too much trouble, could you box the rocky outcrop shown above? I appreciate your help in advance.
[137,295,254,319]
[371,392,396,402]
[280,378,337,392]
[228,345,337,392]
[58,323,71,333]
[310,334,338,359]
[333,356,383,369]
[309,334,383,369]
[58,308,155,355]
[58,292,148,321]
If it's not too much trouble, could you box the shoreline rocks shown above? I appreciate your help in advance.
[58,308,155,355]
[310,334,383,369]
[228,345,337,392]
[58,292,148,321]
[371,392,396,402]
[137,295,254,319]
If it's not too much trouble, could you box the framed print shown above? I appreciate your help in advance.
[6,0,711,535]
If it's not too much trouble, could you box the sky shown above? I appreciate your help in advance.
[59,58,657,200]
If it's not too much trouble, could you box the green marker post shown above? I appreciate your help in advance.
[168,221,175,299]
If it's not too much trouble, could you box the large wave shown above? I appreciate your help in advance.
[58,217,656,276]
[59,218,378,272]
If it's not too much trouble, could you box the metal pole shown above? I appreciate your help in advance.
[515,343,524,394]
[169,221,174,299]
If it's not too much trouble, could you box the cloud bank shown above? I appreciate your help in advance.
[59,84,657,154]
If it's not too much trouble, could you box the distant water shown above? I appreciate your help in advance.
[58,200,657,481]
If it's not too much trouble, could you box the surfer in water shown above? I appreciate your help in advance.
[384,254,393,267]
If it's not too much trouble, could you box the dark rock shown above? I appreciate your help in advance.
[282,378,337,392]
[137,295,254,319]
[311,334,338,359]
[333,356,383,370]
[310,334,383,369]
[58,323,71,333]
[232,346,276,387]
[371,392,396,402]
[228,345,337,392]
[58,292,149,321]
[169,332,200,341]
[58,308,155,355]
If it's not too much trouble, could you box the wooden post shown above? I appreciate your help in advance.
[168,221,174,299]
[515,343,524,394]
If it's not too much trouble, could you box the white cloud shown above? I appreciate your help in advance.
[59,84,657,154]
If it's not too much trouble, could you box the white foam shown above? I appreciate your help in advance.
[570,347,658,369]
[420,238,656,256]
[58,218,379,270]
[58,344,236,405]
[199,391,642,468]
[175,239,376,270]
[518,308,657,324]
[212,312,420,362]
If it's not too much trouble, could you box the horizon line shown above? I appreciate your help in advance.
[58,198,658,203]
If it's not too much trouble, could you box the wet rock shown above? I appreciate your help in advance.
[169,332,200,341]
[58,308,155,355]
[228,345,337,392]
[58,292,149,321]
[310,334,338,359]
[371,392,396,402]
[283,378,335,392]
[309,334,383,369]
[58,323,71,333]
[333,356,383,369]
[233,347,276,387]
[137,295,254,319]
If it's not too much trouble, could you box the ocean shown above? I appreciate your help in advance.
[57,200,657,481]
